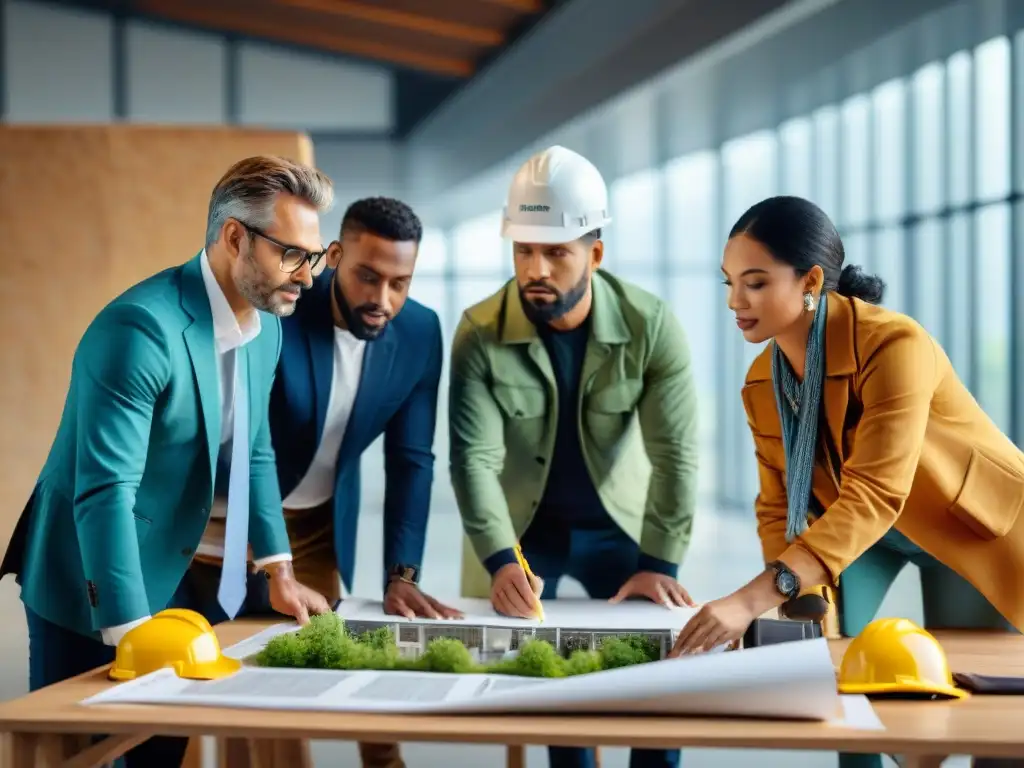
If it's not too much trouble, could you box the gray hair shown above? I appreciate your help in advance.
[205,155,334,248]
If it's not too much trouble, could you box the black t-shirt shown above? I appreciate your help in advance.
[522,318,614,553]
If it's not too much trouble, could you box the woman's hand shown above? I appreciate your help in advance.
[668,592,759,656]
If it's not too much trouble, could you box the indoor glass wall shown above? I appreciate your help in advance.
[420,25,1021,518]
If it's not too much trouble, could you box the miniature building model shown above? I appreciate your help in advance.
[343,619,676,663]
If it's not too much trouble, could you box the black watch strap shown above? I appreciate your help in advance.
[767,560,801,600]
[387,564,419,585]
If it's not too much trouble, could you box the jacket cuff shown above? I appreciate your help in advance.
[483,548,519,576]
[100,615,151,647]
[778,542,840,587]
[639,523,689,566]
[637,553,679,578]
[253,552,292,569]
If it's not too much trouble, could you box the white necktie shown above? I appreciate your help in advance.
[218,349,249,619]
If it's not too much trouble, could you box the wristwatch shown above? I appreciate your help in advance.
[386,564,420,586]
[767,560,801,600]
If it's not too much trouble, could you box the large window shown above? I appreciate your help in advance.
[669,274,720,500]
[974,203,1012,432]
[430,21,1023,519]
[840,94,871,229]
[911,63,945,215]
[946,212,973,383]
[779,116,813,198]
[871,79,906,223]
[452,210,507,276]
[720,131,778,506]
[663,151,719,267]
[450,210,510,328]
[974,37,1011,202]
[721,131,777,225]
[812,105,841,220]
[417,227,448,276]
[608,169,661,287]
[912,219,945,344]
[947,51,973,207]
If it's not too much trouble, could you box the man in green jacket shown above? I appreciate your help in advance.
[449,145,699,768]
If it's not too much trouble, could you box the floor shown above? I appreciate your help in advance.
[0,449,969,767]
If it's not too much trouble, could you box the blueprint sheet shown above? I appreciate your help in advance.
[83,634,882,729]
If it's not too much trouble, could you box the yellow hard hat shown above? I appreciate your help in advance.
[108,608,241,682]
[837,617,966,699]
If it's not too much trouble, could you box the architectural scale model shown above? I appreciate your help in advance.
[341,618,677,663]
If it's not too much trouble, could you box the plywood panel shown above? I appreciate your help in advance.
[0,125,314,545]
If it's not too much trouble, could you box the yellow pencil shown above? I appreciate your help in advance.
[513,545,545,621]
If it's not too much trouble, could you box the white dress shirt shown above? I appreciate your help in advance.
[283,327,366,509]
[100,250,289,646]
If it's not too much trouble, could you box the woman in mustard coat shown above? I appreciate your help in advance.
[671,196,1023,766]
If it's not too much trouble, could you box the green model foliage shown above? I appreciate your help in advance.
[253,613,661,678]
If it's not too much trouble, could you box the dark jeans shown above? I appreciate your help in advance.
[521,522,682,768]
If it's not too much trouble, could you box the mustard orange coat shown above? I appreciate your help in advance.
[741,292,1024,632]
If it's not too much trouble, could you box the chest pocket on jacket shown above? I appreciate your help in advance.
[493,384,548,448]
[585,379,643,452]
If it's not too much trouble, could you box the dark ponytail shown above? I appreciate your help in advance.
[836,264,885,305]
[729,196,886,304]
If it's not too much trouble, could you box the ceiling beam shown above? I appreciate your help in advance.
[478,0,546,11]
[270,0,505,46]
[135,1,475,77]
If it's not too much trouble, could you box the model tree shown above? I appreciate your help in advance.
[253,613,662,678]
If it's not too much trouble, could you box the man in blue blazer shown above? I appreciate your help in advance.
[184,197,457,768]
[0,156,333,767]
[189,198,458,612]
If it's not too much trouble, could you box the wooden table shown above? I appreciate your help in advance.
[1,620,1022,768]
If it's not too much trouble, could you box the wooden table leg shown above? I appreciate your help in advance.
[3,731,148,768]
[507,744,526,768]
[898,756,947,768]
[253,738,313,768]
[216,736,313,768]
[219,737,252,768]
[182,737,203,768]
[3,733,40,768]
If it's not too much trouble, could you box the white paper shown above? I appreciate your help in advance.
[84,636,855,726]
[830,695,885,731]
[335,596,698,631]
[222,623,298,661]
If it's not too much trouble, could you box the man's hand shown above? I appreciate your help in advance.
[610,571,694,607]
[384,580,464,620]
[491,563,543,618]
[669,592,758,656]
[265,562,331,625]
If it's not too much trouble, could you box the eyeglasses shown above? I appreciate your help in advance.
[239,221,327,274]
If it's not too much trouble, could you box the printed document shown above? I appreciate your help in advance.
[83,636,882,729]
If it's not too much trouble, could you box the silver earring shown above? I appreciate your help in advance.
[803,292,815,312]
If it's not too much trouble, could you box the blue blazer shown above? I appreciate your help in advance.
[269,269,443,591]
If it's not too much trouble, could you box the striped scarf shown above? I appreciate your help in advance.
[771,297,828,542]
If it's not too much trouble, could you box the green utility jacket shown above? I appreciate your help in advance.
[449,270,700,598]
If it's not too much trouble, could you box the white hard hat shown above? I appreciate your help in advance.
[500,145,612,244]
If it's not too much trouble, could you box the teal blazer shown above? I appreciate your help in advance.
[0,253,290,639]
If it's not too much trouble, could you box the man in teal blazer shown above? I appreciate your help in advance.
[0,156,334,768]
